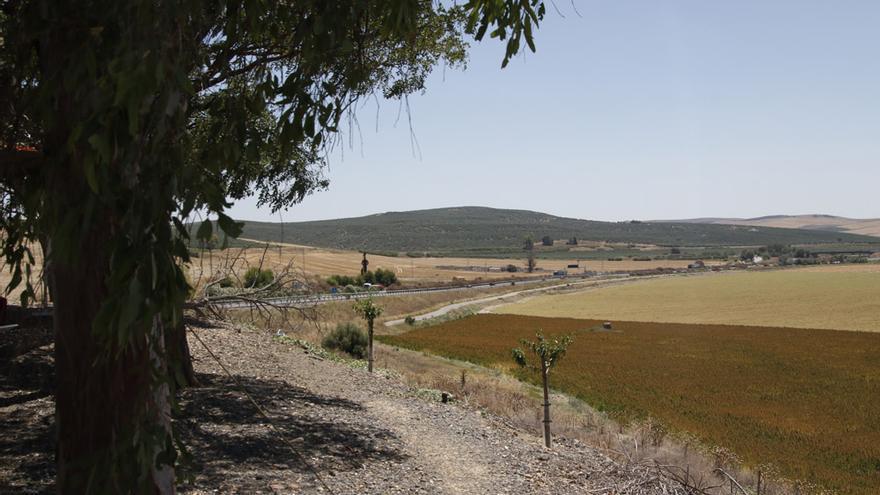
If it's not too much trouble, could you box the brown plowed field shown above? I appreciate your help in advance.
[381,314,880,494]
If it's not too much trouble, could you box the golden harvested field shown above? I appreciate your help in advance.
[189,240,713,284]
[702,215,880,237]
[495,265,880,332]
[380,314,880,494]
[0,244,45,304]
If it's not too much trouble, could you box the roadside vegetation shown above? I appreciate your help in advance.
[326,268,399,288]
[380,314,880,494]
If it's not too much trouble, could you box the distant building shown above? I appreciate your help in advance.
[687,260,705,269]
[753,255,764,264]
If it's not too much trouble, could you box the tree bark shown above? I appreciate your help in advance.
[541,362,552,449]
[52,210,174,494]
[37,236,54,305]
[39,12,177,490]
[165,316,197,392]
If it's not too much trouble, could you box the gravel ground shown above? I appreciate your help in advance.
[180,323,688,494]
[0,320,687,494]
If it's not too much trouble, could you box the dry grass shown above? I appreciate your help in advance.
[381,314,880,494]
[192,240,715,284]
[0,244,47,304]
[701,216,880,238]
[496,265,880,332]
[220,282,541,345]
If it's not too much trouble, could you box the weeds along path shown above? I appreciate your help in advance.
[181,323,687,494]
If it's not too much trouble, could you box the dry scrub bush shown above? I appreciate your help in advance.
[322,323,368,359]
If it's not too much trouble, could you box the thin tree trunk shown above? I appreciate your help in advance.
[541,362,552,448]
[37,236,54,305]
[368,319,374,372]
[165,316,197,392]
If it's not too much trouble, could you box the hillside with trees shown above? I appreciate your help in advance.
[236,206,877,253]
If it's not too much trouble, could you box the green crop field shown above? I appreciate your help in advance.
[495,265,880,332]
[380,314,880,494]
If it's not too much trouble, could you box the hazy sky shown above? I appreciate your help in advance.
[228,1,880,223]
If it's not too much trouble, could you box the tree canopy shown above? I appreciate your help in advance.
[0,0,546,491]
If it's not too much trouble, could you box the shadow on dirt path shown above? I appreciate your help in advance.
[0,325,55,494]
[177,372,409,492]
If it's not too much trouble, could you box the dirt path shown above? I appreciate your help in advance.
[365,398,493,494]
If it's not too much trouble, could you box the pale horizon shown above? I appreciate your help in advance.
[229,0,880,224]
[228,203,880,224]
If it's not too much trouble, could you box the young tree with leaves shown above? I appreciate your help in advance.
[353,297,384,373]
[0,0,547,491]
[512,331,574,448]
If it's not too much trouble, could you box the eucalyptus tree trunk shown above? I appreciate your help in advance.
[40,13,177,493]
[541,362,552,448]
[50,208,174,494]
[43,82,175,493]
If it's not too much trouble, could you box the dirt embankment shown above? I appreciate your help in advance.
[2,321,686,494]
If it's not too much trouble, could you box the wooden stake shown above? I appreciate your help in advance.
[367,318,374,373]
[541,361,552,448]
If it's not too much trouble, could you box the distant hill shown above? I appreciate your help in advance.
[656,214,880,238]
[234,207,877,253]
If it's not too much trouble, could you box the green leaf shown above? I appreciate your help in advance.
[524,18,535,52]
[118,275,144,333]
[246,95,265,113]
[83,155,99,193]
[7,266,21,293]
[196,220,213,241]
[87,133,112,164]
[172,217,189,239]
[216,213,243,238]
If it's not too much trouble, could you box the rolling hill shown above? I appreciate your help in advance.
[657,214,880,238]
[233,207,878,254]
